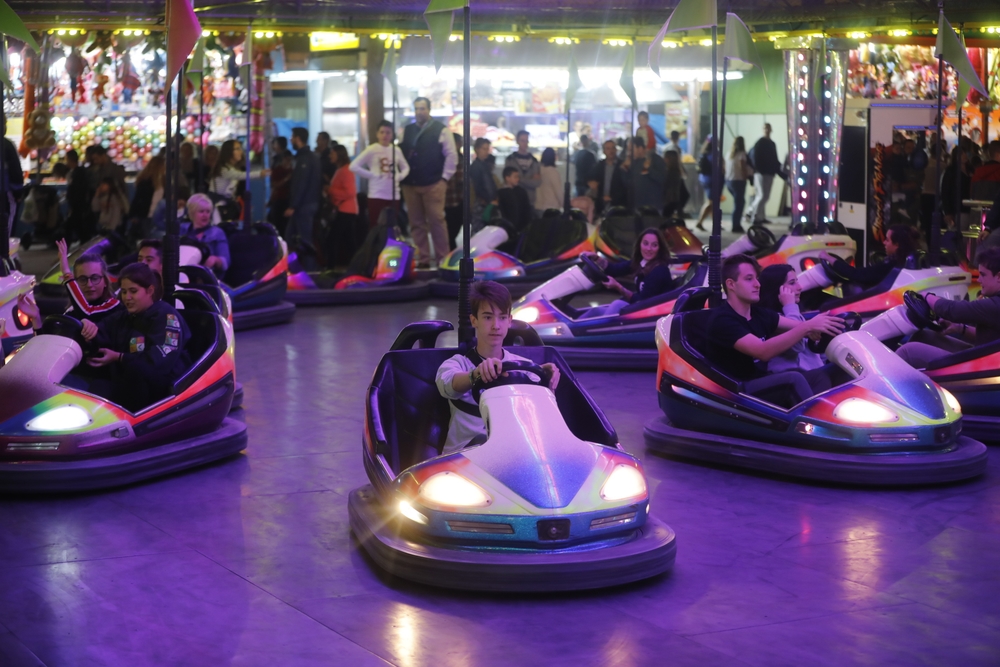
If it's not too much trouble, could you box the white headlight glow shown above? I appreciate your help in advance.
[833,398,898,424]
[398,500,428,524]
[418,472,492,508]
[941,388,962,414]
[25,405,93,432]
[600,464,648,502]
[513,306,539,323]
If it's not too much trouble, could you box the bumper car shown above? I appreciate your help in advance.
[643,288,987,485]
[858,292,1000,444]
[512,255,708,371]
[34,224,295,331]
[349,321,676,592]
[0,288,247,494]
[431,210,594,298]
[794,253,971,318]
[286,223,430,305]
[721,223,857,272]
[0,266,36,359]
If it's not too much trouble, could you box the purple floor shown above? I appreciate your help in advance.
[1,300,999,666]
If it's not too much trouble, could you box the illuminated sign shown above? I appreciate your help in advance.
[310,32,360,51]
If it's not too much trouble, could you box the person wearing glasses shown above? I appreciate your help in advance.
[15,240,122,347]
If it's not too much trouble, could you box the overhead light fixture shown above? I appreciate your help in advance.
[488,35,520,43]
[548,36,579,45]
[661,40,679,49]
[887,29,912,37]
[603,39,632,47]
[699,38,713,46]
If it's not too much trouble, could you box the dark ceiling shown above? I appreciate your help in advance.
[8,0,999,33]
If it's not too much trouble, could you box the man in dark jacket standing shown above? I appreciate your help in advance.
[285,127,321,264]
[745,123,784,226]
[587,140,628,215]
[400,97,458,267]
[572,135,597,197]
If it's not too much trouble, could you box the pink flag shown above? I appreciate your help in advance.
[165,0,201,86]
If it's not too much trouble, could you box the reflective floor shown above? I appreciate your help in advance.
[1,300,999,666]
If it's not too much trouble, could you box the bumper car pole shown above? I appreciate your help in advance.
[163,63,178,299]
[930,18,945,269]
[243,24,253,231]
[708,25,723,307]
[457,4,475,344]
[0,42,8,281]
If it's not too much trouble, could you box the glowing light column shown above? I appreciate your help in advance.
[775,37,856,228]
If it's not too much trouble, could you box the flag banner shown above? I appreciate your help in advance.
[619,47,637,109]
[723,13,767,93]
[955,33,971,105]
[382,43,398,95]
[0,0,40,53]
[566,53,582,113]
[936,13,988,98]
[186,37,205,88]
[165,0,201,86]
[424,0,468,72]
[648,0,717,77]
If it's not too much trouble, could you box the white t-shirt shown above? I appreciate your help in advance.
[435,349,531,455]
[350,144,411,201]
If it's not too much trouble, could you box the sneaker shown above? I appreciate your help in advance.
[732,226,745,234]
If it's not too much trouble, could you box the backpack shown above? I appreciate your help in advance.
[698,153,712,176]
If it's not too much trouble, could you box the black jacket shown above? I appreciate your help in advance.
[94,300,192,411]
[589,158,628,214]
[289,146,321,212]
[748,137,781,177]
[607,260,676,303]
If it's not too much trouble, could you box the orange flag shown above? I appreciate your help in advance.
[165,0,201,86]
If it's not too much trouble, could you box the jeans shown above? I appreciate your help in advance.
[287,205,318,268]
[745,173,775,223]
[727,180,747,231]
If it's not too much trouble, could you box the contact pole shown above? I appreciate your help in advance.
[954,95,963,245]
[457,5,474,345]
[163,63,178,299]
[243,22,253,229]
[174,61,183,201]
[198,44,205,194]
[0,35,9,278]
[564,105,571,215]
[931,53,945,266]
[630,102,636,224]
[708,22,722,307]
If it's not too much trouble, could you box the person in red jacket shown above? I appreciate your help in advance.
[328,145,360,265]
[971,140,1000,201]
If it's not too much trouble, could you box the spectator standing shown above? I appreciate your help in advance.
[726,136,752,233]
[64,149,91,242]
[625,136,667,212]
[971,140,1000,202]
[662,149,689,219]
[744,123,784,226]
[127,155,165,243]
[504,130,542,214]
[588,139,628,215]
[468,138,498,225]
[536,148,564,212]
[203,144,220,184]
[285,127,322,263]
[328,144,360,265]
[316,131,336,186]
[663,130,682,155]
[2,120,23,237]
[572,135,598,197]
[942,145,971,229]
[91,177,129,233]
[695,136,715,231]
[444,133,465,250]
[400,96,458,267]
[635,111,657,153]
[498,166,532,233]
[208,139,245,200]
[178,142,200,193]
[268,137,293,234]
[350,120,410,228]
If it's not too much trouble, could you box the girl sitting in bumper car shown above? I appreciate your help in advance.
[580,227,676,317]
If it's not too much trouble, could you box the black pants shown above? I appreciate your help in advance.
[445,205,463,250]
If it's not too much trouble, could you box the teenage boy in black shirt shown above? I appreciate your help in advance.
[706,254,845,403]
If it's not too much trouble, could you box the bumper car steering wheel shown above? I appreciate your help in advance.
[748,225,776,250]
[903,291,944,332]
[808,311,863,354]
[580,254,609,285]
[471,361,552,404]
[820,258,852,283]
[40,315,96,353]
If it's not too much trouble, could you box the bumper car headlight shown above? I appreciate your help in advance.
[418,472,492,508]
[25,405,93,432]
[940,388,961,414]
[514,306,539,323]
[833,398,898,424]
[600,464,647,502]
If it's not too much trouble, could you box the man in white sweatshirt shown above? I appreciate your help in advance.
[351,120,411,228]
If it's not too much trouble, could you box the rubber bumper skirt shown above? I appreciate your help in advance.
[551,346,658,371]
[232,300,296,331]
[958,415,1000,444]
[0,416,248,494]
[287,281,430,306]
[232,382,244,410]
[643,416,988,485]
[348,484,676,592]
[429,280,539,299]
